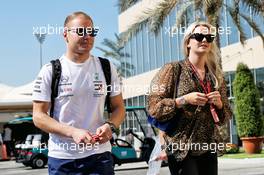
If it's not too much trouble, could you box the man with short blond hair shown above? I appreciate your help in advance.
[32,11,125,175]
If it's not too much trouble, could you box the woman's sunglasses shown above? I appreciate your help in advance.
[189,33,215,43]
[67,27,99,37]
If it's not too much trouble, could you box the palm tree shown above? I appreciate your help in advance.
[117,0,140,13]
[119,0,264,66]
[96,33,135,78]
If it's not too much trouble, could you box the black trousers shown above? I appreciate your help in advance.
[168,152,218,175]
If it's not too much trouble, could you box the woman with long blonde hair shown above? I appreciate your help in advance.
[148,21,232,175]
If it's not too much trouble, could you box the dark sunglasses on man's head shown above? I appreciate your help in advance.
[189,33,215,43]
[68,27,99,37]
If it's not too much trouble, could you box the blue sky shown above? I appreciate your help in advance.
[0,0,119,86]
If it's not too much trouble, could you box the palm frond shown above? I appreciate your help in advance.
[95,46,119,59]
[96,32,134,77]
[119,0,180,42]
[114,33,124,47]
[175,1,194,28]
[117,0,139,13]
[95,46,110,54]
[105,52,119,59]
[120,69,133,77]
[119,52,130,58]
[121,62,135,69]
[239,12,264,46]
[116,68,124,77]
[241,0,264,16]
[117,66,134,77]
[193,0,203,20]
[204,0,223,24]
[226,5,247,45]
[124,70,133,77]
[102,39,119,52]
[148,0,179,33]
[194,0,203,10]
[124,68,134,77]
[119,19,146,43]
[106,53,120,59]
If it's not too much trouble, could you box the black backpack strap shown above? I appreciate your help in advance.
[50,59,62,117]
[98,57,112,114]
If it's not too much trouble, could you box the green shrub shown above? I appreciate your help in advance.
[226,143,239,154]
[233,63,263,137]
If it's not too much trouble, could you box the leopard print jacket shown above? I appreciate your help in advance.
[147,59,232,161]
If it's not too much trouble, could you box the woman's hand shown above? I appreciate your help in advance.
[155,150,168,161]
[184,92,208,106]
[207,91,223,109]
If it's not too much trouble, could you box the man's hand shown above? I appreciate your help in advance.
[71,128,96,145]
[96,123,112,144]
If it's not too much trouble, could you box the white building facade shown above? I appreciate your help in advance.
[119,0,264,142]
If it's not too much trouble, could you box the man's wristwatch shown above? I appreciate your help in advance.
[104,121,117,134]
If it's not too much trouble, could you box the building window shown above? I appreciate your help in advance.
[136,28,143,74]
[162,17,171,64]
[127,39,133,77]
[226,0,239,45]
[142,24,150,72]
[149,32,157,70]
[220,3,228,48]
[156,27,164,68]
[257,66,264,114]
[256,68,264,98]
[225,73,232,98]
[129,34,137,76]
[229,71,236,97]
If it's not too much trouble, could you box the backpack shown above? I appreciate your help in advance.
[49,57,112,117]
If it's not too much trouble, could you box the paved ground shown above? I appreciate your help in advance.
[218,158,264,175]
[0,158,264,175]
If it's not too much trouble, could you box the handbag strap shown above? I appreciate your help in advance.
[163,60,197,139]
[173,61,182,99]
